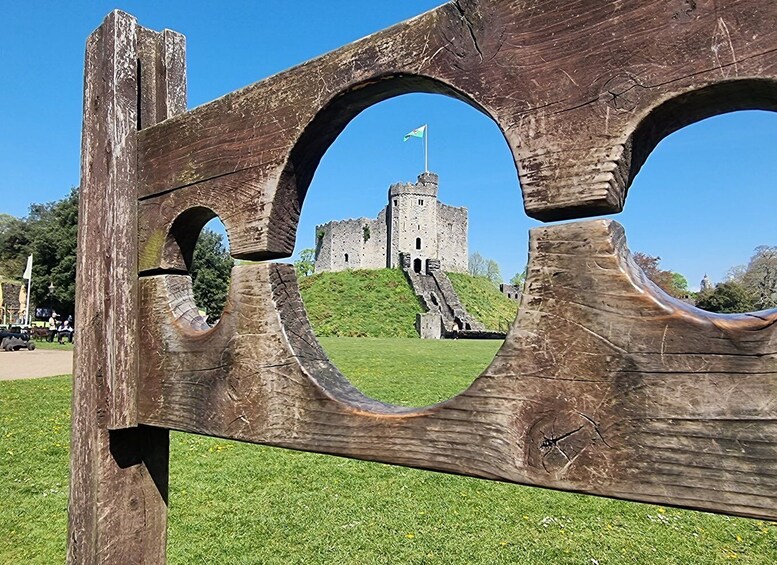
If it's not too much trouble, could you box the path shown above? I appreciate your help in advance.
[0,349,73,380]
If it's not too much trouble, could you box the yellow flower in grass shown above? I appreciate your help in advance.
[405,533,414,539]
[724,548,738,560]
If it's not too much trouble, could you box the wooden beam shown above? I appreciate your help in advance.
[67,11,186,564]
[73,4,777,561]
[137,219,777,521]
[135,0,777,271]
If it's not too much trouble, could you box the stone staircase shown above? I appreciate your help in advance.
[402,259,484,337]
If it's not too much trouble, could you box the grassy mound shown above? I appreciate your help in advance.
[298,269,423,337]
[446,272,518,332]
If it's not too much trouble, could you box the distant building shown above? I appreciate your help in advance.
[314,172,468,275]
[700,274,713,292]
[500,283,522,302]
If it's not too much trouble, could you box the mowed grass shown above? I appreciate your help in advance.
[31,340,74,351]
[1,339,776,564]
[319,337,500,406]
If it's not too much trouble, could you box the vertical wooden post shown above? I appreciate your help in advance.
[67,11,186,564]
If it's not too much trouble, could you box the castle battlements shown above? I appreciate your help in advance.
[388,172,439,198]
[314,172,468,275]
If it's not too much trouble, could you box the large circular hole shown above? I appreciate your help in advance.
[618,110,777,313]
[292,92,532,406]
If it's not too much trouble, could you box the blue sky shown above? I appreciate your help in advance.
[1,1,774,289]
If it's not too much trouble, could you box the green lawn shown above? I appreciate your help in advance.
[31,339,74,351]
[1,338,775,564]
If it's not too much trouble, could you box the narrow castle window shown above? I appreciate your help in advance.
[344,253,349,263]
[393,199,398,206]
[415,237,421,250]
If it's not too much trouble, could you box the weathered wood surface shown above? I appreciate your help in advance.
[137,219,777,520]
[136,0,777,271]
[68,11,185,564]
[73,2,777,561]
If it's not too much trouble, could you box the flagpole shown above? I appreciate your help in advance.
[25,267,31,326]
[424,125,428,172]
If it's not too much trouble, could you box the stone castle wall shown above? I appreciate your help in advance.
[437,203,468,273]
[314,212,387,271]
[314,172,468,274]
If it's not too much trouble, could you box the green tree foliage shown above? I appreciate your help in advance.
[510,268,527,288]
[671,272,689,294]
[294,248,316,279]
[0,189,79,316]
[632,252,689,299]
[0,213,29,280]
[28,190,79,316]
[485,259,502,287]
[695,281,756,313]
[190,228,234,321]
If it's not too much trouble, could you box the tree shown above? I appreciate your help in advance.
[0,213,30,280]
[485,259,502,287]
[671,272,689,295]
[190,228,234,322]
[510,268,527,288]
[468,252,502,286]
[468,252,486,277]
[632,252,688,299]
[0,189,80,317]
[26,189,79,316]
[294,248,316,279]
[696,281,756,313]
[740,246,777,310]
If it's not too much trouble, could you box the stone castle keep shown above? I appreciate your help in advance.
[314,172,468,275]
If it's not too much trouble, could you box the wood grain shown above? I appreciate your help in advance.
[136,0,777,271]
[137,219,777,520]
[67,11,186,564]
[73,3,777,561]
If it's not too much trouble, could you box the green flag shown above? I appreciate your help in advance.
[403,124,427,141]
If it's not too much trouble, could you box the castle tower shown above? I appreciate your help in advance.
[700,274,713,292]
[314,171,468,275]
[387,172,440,274]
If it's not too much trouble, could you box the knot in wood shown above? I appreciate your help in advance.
[527,409,609,478]
[600,73,645,113]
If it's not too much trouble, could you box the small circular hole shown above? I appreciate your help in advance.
[189,216,233,327]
